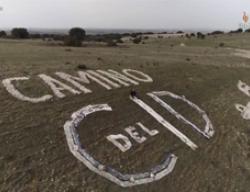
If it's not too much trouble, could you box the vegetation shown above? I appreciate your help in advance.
[209,31,224,35]
[0,30,7,38]
[229,28,243,34]
[64,27,86,47]
[197,32,205,39]
[133,37,142,44]
[11,28,29,39]
[1,32,250,192]
[106,40,117,47]
[219,42,225,47]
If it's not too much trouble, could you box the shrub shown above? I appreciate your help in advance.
[197,32,205,39]
[11,28,29,39]
[0,30,7,38]
[77,64,88,70]
[190,33,196,37]
[177,30,184,34]
[210,31,224,35]
[116,39,124,44]
[131,33,137,38]
[133,37,142,44]
[219,42,225,47]
[30,34,41,39]
[229,28,243,34]
[106,40,117,47]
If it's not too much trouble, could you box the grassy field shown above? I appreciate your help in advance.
[1,33,250,192]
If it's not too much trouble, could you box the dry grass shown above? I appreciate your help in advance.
[1,33,250,191]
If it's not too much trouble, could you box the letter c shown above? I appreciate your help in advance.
[2,77,52,103]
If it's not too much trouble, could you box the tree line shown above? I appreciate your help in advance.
[0,27,87,47]
[0,27,250,47]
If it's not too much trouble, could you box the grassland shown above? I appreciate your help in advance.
[1,33,250,192]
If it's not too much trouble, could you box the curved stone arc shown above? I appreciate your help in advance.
[148,91,215,138]
[64,104,178,187]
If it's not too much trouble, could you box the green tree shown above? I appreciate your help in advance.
[11,28,29,39]
[64,27,86,47]
[0,30,7,38]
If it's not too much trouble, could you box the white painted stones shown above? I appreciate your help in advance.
[2,69,153,103]
[131,95,198,150]
[63,91,215,187]
[2,77,53,103]
[106,122,159,152]
[147,91,215,138]
[235,80,250,120]
[64,103,178,187]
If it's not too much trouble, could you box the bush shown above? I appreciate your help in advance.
[133,37,142,44]
[131,33,137,38]
[116,39,124,44]
[0,30,7,38]
[197,32,205,39]
[177,30,184,34]
[229,28,243,34]
[190,33,196,37]
[106,40,117,47]
[30,34,41,39]
[11,28,29,39]
[210,31,224,35]
[219,42,225,47]
[64,27,86,47]
[77,64,88,70]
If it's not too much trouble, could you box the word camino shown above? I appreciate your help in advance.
[2,69,153,103]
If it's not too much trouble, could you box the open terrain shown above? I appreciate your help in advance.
[1,33,250,192]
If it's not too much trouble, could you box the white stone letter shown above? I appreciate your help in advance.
[55,72,92,93]
[97,69,139,87]
[106,134,132,152]
[87,70,121,89]
[122,69,153,82]
[2,77,52,103]
[125,126,147,143]
[136,122,159,136]
[39,74,81,98]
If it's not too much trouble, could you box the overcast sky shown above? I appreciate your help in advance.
[0,0,249,30]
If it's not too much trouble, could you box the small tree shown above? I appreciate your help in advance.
[133,37,142,44]
[69,28,86,41]
[106,40,117,47]
[0,30,7,38]
[11,28,29,39]
[197,32,205,39]
[64,27,86,47]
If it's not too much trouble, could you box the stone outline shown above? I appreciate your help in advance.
[148,91,215,138]
[64,104,177,187]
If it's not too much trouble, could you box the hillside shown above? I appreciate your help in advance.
[1,33,250,192]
